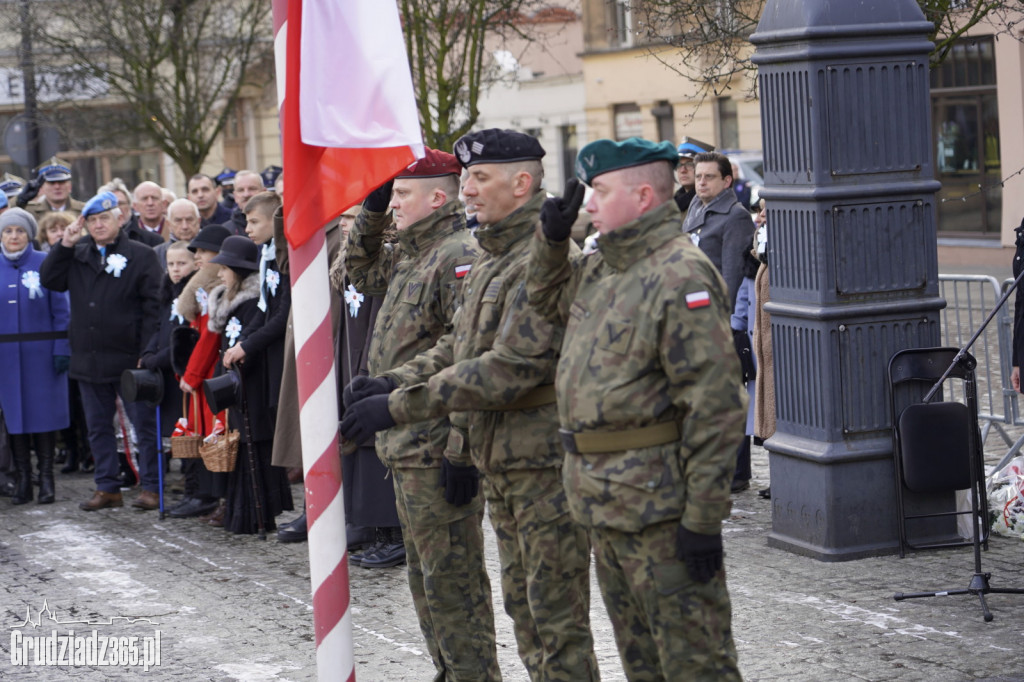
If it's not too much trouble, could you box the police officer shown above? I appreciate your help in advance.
[343,130,598,682]
[1,173,26,207]
[19,157,85,219]
[39,191,162,512]
[342,148,495,678]
[526,137,746,681]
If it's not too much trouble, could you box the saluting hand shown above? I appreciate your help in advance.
[61,215,85,248]
[540,177,585,242]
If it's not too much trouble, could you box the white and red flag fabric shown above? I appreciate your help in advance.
[271,2,423,680]
[277,0,424,248]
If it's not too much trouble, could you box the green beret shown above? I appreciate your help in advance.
[575,137,679,184]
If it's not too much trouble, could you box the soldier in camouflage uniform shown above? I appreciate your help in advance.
[342,129,598,682]
[343,148,497,681]
[526,137,747,682]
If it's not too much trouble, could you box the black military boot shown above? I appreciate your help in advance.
[60,427,79,474]
[349,528,386,567]
[36,432,56,504]
[10,434,33,505]
[360,526,407,569]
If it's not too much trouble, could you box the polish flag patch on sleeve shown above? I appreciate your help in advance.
[685,291,711,309]
[455,264,472,279]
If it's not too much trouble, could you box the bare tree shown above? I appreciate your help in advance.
[399,0,573,150]
[630,0,1023,107]
[26,0,272,177]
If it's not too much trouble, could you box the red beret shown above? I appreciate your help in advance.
[396,148,461,179]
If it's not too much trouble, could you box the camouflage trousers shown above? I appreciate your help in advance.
[589,520,741,682]
[484,468,599,681]
[391,466,501,682]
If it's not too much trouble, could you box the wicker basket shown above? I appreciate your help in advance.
[170,395,203,459]
[199,411,240,472]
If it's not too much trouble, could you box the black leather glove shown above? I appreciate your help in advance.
[676,526,723,583]
[363,180,394,213]
[338,394,396,444]
[540,178,585,242]
[438,457,480,507]
[343,375,396,409]
[16,176,43,208]
[139,354,159,371]
[732,329,756,383]
[53,355,70,374]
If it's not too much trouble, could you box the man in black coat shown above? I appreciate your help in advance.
[40,191,163,512]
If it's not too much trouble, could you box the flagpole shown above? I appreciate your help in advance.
[272,1,355,679]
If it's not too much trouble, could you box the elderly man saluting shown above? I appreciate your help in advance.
[527,138,747,681]
[40,191,162,511]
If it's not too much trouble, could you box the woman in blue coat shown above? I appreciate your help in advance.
[0,208,70,504]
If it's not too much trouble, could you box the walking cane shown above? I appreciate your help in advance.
[235,368,267,540]
[156,404,165,520]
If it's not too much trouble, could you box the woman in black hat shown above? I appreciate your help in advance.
[207,236,292,534]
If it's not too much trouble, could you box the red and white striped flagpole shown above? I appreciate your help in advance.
[272,2,354,680]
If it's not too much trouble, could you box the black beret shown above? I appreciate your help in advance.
[453,129,545,168]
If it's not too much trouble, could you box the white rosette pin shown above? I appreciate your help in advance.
[105,253,128,278]
[225,316,242,347]
[344,283,364,318]
[21,270,43,299]
[266,269,280,297]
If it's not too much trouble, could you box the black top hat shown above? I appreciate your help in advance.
[204,370,241,414]
[188,224,232,253]
[121,369,164,407]
[210,235,259,271]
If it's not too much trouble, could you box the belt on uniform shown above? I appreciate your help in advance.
[0,330,68,343]
[559,421,680,455]
[480,384,557,411]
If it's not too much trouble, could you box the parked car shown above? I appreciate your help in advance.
[723,150,764,211]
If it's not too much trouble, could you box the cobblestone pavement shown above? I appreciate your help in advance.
[0,437,1022,681]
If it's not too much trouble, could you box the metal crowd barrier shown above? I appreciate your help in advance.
[937,274,1024,473]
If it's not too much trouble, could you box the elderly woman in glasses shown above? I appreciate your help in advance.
[0,208,70,504]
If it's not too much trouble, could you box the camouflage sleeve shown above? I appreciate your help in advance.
[383,327,456,388]
[345,208,398,296]
[664,261,748,535]
[388,282,558,423]
[443,415,473,467]
[526,228,578,325]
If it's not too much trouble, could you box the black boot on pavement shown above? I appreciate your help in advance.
[360,526,406,569]
[11,435,33,505]
[277,512,308,543]
[349,528,385,567]
[36,432,56,504]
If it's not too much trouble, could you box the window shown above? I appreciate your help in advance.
[931,36,1000,236]
[651,101,674,144]
[610,1,633,47]
[613,103,643,140]
[716,97,739,150]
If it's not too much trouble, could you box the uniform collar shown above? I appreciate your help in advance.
[397,200,466,255]
[597,200,682,272]
[474,192,544,255]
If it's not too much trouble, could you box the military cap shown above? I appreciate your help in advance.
[35,156,73,182]
[81,191,120,218]
[677,137,715,158]
[397,148,461,179]
[575,137,678,184]
[215,167,237,188]
[452,129,545,168]
[260,165,283,189]
[1,172,25,199]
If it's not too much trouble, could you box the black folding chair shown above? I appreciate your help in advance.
[888,347,1024,621]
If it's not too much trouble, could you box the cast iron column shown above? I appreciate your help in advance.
[750,0,950,560]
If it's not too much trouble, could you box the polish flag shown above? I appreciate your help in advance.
[277,0,424,248]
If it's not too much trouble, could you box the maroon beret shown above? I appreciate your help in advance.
[396,148,461,179]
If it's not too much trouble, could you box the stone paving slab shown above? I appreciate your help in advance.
[0,438,1021,681]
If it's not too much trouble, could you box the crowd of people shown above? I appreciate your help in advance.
[0,132,774,679]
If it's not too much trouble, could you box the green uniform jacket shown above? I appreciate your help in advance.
[526,199,747,535]
[345,200,479,468]
[387,192,575,474]
[28,197,85,220]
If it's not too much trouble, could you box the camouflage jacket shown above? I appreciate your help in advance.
[386,192,575,473]
[346,199,479,468]
[526,199,747,534]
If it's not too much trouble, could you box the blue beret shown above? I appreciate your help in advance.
[453,129,545,168]
[82,191,120,218]
[0,193,7,210]
[575,138,679,184]
[677,137,715,158]
[35,156,73,182]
